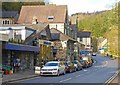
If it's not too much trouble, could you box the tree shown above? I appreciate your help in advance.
[2,1,45,12]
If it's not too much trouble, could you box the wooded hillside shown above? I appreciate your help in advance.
[78,4,118,56]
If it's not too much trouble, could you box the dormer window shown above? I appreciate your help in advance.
[48,16,54,21]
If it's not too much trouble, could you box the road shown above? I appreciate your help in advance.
[8,55,118,85]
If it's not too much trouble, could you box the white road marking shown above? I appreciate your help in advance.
[59,78,72,82]
[75,75,81,78]
[83,70,88,72]
[104,70,119,85]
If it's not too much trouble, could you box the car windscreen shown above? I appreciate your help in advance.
[65,63,73,66]
[45,63,58,66]
[73,61,77,64]
[64,63,68,66]
[80,61,84,64]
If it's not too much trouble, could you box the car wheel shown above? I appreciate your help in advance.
[78,67,80,71]
[57,70,60,76]
[74,68,77,72]
[63,70,66,75]
[70,69,72,73]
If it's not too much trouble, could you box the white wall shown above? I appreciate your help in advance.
[61,41,67,49]
[77,37,91,48]
[49,23,65,34]
[83,38,91,48]
[0,26,35,40]
[1,18,14,24]
[21,29,26,40]
[0,33,9,41]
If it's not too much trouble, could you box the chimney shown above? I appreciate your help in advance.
[32,16,38,24]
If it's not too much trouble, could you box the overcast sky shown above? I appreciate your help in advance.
[45,0,118,15]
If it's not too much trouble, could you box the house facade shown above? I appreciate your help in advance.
[24,23,54,66]
[0,11,19,24]
[17,5,70,36]
[77,31,91,50]
[50,28,76,61]
[1,33,40,71]
[0,25,36,41]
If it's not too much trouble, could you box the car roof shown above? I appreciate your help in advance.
[47,61,60,63]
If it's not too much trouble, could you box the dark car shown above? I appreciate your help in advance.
[64,62,76,73]
[73,60,83,71]
[80,60,88,68]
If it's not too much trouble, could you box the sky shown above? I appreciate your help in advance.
[45,0,118,15]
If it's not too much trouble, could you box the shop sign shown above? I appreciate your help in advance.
[39,40,53,46]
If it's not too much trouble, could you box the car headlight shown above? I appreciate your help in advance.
[53,69,57,70]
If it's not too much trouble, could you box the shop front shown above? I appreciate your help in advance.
[2,42,40,73]
[38,40,54,66]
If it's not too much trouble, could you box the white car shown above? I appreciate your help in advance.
[40,61,66,76]
[92,52,96,56]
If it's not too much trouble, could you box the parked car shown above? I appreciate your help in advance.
[92,52,97,56]
[82,56,93,67]
[80,60,88,68]
[73,60,83,71]
[40,61,66,76]
[64,62,76,73]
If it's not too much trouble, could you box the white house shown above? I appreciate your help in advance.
[0,25,36,41]
[77,31,91,50]
[17,5,70,36]
[0,11,19,25]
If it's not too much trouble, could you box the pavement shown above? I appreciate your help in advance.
[2,69,39,84]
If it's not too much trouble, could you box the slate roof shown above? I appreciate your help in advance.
[18,5,67,24]
[77,31,91,37]
[0,11,18,18]
[69,24,77,29]
[51,33,60,40]
[24,23,51,43]
[50,28,76,41]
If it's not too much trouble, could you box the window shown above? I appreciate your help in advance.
[7,21,9,24]
[3,20,10,24]
[80,37,83,41]
[48,16,54,21]
[3,21,4,24]
[5,20,8,24]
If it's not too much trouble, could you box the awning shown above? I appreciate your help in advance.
[4,42,40,52]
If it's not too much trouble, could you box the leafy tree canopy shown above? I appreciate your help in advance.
[78,4,118,38]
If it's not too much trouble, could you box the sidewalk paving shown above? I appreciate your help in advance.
[2,70,40,83]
